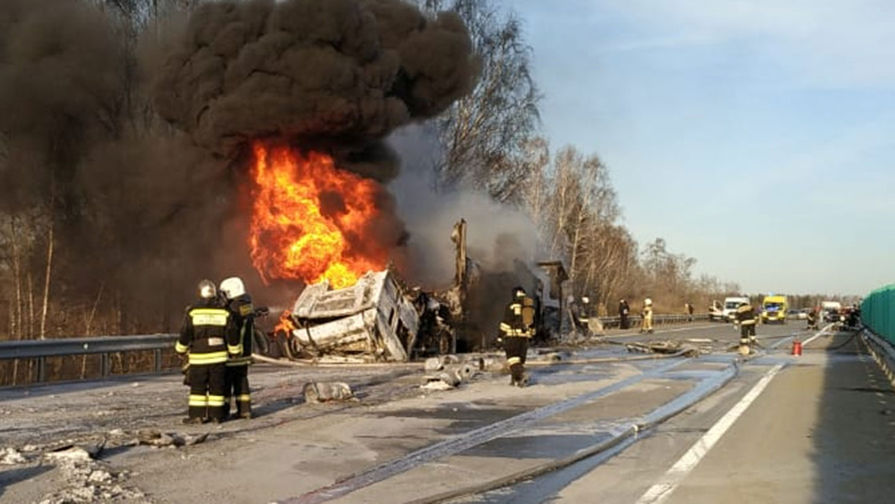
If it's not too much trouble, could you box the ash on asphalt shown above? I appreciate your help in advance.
[372,403,529,437]
[453,434,640,504]
[463,431,614,459]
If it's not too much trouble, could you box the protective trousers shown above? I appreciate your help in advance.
[188,362,226,421]
[642,312,653,332]
[504,336,528,385]
[224,364,251,418]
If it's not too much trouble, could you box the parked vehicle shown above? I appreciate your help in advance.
[822,301,843,323]
[723,296,750,322]
[761,295,788,324]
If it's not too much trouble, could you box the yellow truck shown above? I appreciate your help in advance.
[761,295,788,324]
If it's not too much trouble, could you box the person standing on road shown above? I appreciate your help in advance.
[735,301,758,353]
[806,306,819,330]
[499,286,534,387]
[640,298,654,334]
[175,279,240,424]
[619,299,630,329]
[578,296,592,336]
[686,302,694,322]
[220,276,255,420]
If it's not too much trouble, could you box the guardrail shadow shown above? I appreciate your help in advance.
[808,329,895,503]
[0,465,52,499]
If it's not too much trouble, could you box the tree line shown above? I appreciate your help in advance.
[415,0,740,316]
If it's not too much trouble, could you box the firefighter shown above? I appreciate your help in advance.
[640,298,654,334]
[619,299,630,329]
[579,296,592,335]
[735,301,757,354]
[175,279,239,424]
[499,286,535,387]
[220,276,254,420]
[806,307,819,330]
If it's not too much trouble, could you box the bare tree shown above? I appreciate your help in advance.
[418,0,541,201]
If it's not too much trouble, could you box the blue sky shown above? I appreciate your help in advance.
[512,0,895,295]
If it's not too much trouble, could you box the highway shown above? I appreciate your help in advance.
[2,321,894,504]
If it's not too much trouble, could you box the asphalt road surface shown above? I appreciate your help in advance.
[2,321,893,504]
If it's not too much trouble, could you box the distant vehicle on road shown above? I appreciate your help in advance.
[797,309,809,320]
[709,300,725,321]
[762,295,788,324]
[822,301,843,323]
[723,296,750,322]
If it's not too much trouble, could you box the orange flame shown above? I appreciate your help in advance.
[249,142,387,288]
[274,310,296,336]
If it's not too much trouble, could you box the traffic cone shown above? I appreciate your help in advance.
[791,338,802,356]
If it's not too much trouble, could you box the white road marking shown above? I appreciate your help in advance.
[634,363,785,504]
[802,323,836,345]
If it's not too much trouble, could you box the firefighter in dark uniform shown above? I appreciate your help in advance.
[220,276,254,420]
[499,286,535,387]
[619,299,630,329]
[735,301,757,355]
[175,279,240,424]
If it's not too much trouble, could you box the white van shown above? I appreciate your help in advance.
[723,296,750,322]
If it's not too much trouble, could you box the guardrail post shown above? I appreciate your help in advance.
[37,357,46,383]
[101,353,110,378]
[154,349,162,373]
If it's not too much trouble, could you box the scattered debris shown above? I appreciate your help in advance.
[303,382,355,403]
[423,354,461,372]
[421,362,480,390]
[133,430,209,448]
[39,442,152,504]
[0,447,27,465]
[626,340,699,357]
[45,446,95,464]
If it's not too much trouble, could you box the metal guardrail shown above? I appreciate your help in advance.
[598,313,710,329]
[0,313,707,383]
[0,333,178,382]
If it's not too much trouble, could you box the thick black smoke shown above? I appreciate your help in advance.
[154,0,479,179]
[0,0,123,212]
[0,0,478,333]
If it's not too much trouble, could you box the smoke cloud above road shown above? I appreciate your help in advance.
[154,0,479,179]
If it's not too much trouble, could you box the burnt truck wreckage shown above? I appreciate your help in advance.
[264,270,438,362]
[256,221,570,362]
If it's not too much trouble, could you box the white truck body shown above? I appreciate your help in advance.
[723,296,750,322]
[288,270,419,361]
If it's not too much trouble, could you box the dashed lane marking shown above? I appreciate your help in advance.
[634,363,784,504]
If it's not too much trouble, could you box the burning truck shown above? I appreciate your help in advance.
[268,270,422,362]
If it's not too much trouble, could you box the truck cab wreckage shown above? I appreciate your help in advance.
[270,270,425,362]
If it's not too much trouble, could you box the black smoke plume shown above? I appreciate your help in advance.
[154,0,479,179]
[0,0,478,333]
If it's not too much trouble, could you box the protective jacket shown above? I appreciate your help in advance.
[225,294,254,367]
[500,297,535,338]
[176,298,240,365]
[735,304,757,325]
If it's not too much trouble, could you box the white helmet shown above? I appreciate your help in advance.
[220,276,246,300]
[644,298,652,306]
[198,279,217,299]
[581,296,590,304]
